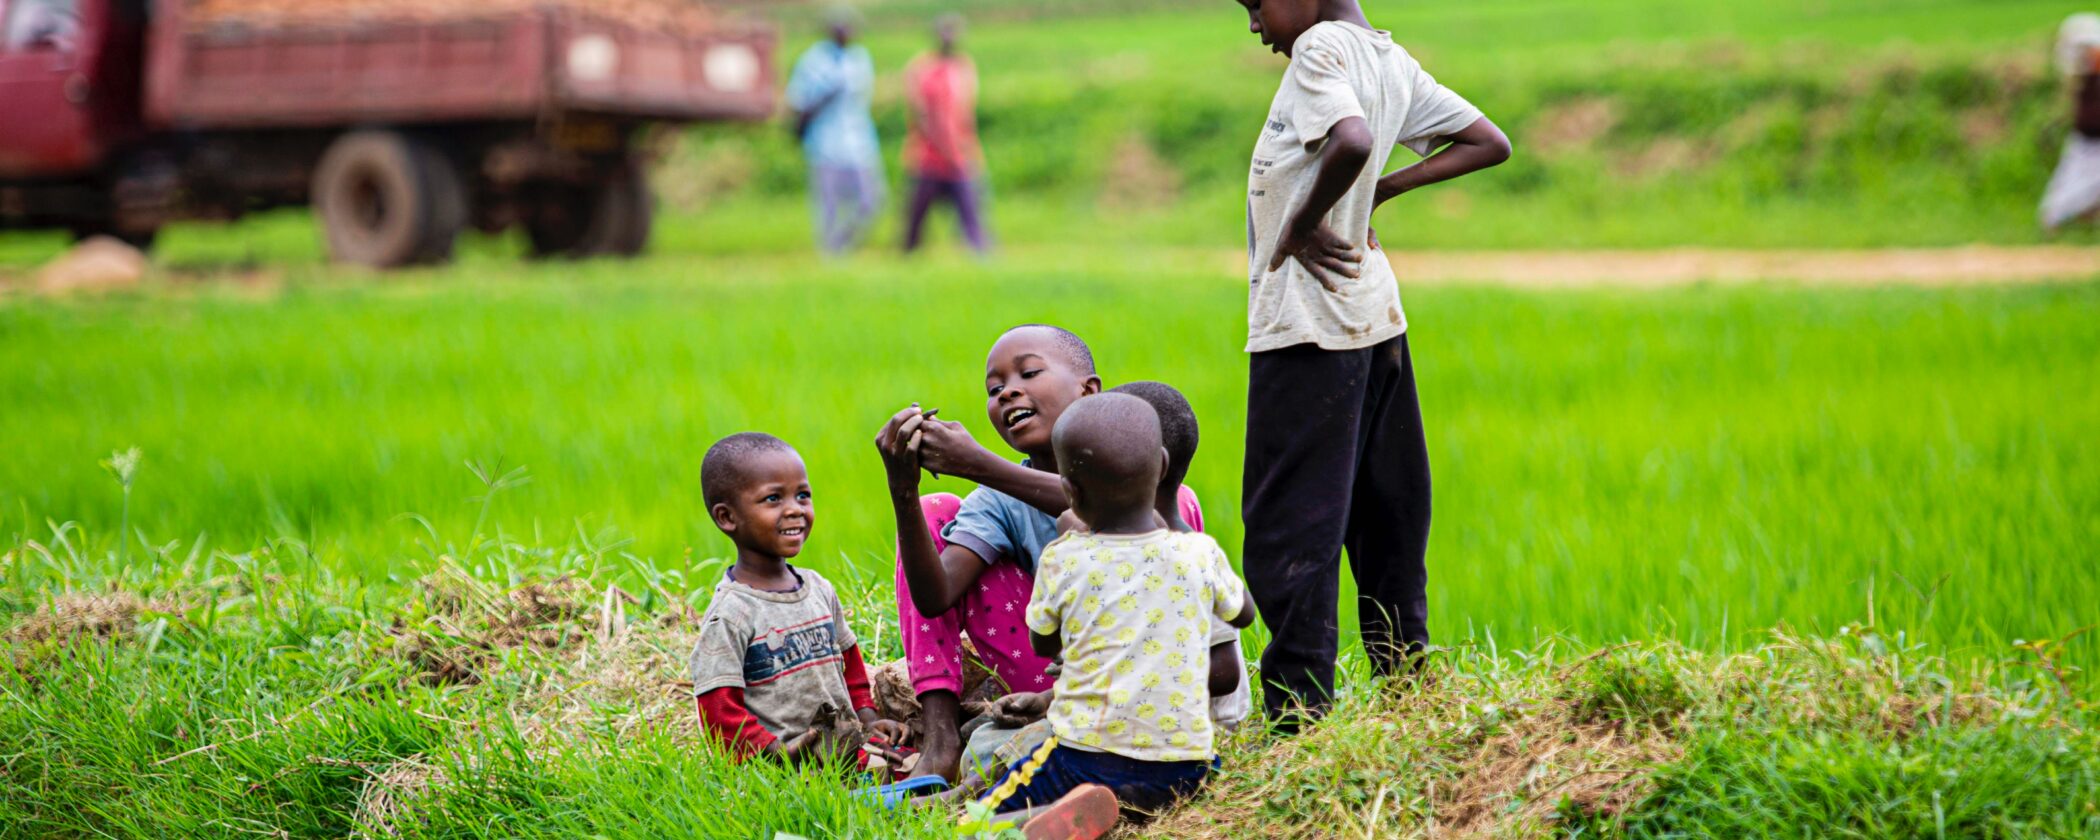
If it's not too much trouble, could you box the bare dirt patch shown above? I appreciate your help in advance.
[1224,246,2100,288]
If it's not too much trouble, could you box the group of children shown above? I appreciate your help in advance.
[690,324,1251,834]
[689,0,1512,835]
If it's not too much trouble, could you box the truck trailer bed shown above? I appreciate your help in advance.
[145,2,773,129]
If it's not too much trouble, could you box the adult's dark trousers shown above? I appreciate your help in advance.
[1242,332,1431,721]
[901,173,989,253]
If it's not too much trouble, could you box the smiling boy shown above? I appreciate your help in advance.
[689,433,906,767]
[1232,0,1511,726]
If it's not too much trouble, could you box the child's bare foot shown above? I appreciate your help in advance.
[916,691,965,782]
[1021,784,1118,840]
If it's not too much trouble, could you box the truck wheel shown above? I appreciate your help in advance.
[313,131,465,268]
[410,144,469,264]
[524,160,653,259]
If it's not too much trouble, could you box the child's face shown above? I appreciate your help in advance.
[1234,0,1318,57]
[984,328,1101,457]
[709,450,814,559]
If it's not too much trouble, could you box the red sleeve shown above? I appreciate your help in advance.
[842,645,877,713]
[696,687,777,759]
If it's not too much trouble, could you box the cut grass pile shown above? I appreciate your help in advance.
[3,532,2094,838]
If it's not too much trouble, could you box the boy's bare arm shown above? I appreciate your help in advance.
[879,406,991,616]
[1030,629,1062,660]
[911,417,1069,516]
[1271,115,1375,290]
[1206,642,1241,697]
[1373,116,1511,209]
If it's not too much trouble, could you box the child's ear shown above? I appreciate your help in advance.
[710,502,738,533]
[1158,447,1172,483]
[1080,374,1103,396]
[1060,474,1084,515]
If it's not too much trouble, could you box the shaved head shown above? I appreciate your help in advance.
[1109,381,1197,492]
[1051,392,1164,521]
[999,324,1095,376]
[701,432,798,508]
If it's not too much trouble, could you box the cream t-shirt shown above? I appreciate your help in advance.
[1245,21,1482,353]
[1024,529,1248,763]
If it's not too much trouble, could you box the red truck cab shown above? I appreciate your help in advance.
[1,0,774,265]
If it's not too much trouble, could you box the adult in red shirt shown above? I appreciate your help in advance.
[901,15,991,254]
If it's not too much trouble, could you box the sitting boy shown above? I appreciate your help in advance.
[874,324,1210,781]
[688,432,907,767]
[983,392,1256,820]
[966,380,1250,771]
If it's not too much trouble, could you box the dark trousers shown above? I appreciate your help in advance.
[901,174,989,253]
[1242,333,1432,721]
[988,744,1212,819]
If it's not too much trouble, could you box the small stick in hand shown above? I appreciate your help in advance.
[917,408,942,479]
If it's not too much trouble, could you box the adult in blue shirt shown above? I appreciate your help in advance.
[786,9,884,255]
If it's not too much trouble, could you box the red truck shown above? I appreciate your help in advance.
[0,0,773,266]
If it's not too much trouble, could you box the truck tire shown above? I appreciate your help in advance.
[410,143,469,264]
[524,159,652,259]
[312,131,466,268]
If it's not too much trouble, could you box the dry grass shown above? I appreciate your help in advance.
[351,757,449,839]
[1134,628,2042,840]
[5,590,176,644]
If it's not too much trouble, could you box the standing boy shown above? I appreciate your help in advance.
[1232,0,1511,725]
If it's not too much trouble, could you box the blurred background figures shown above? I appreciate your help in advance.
[2042,13,2100,232]
[787,5,884,256]
[900,13,990,255]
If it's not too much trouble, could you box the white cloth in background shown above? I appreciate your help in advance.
[2041,135,2100,231]
[2056,13,2100,76]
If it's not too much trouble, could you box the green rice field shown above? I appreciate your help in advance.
[5,249,2096,671]
[5,0,2100,836]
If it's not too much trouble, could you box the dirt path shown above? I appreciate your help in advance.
[1365,246,2100,287]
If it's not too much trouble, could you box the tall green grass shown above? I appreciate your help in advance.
[3,251,2095,675]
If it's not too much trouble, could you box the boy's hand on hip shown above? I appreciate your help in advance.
[1269,221,1362,292]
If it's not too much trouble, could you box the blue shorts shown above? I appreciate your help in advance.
[984,740,1213,818]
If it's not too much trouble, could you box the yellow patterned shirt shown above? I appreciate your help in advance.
[1024,529,1249,762]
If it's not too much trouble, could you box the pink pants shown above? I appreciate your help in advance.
[896,493,1057,698]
